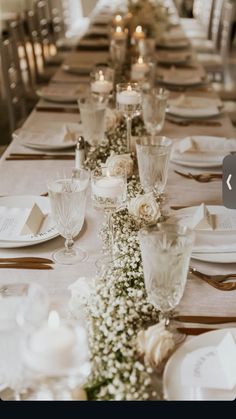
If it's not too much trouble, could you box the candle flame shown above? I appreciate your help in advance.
[116,26,122,33]
[48,310,60,330]
[136,26,143,33]
[99,70,104,81]
[115,15,122,23]
[138,56,144,64]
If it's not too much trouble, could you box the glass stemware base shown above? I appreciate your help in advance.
[52,245,88,265]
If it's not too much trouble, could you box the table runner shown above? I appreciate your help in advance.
[0,1,236,399]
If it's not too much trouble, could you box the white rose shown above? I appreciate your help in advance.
[68,277,95,319]
[105,152,134,177]
[137,321,175,367]
[128,193,161,223]
[105,109,122,132]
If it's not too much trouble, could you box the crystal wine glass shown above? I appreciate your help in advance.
[48,168,90,264]
[139,224,195,327]
[136,135,172,196]
[116,82,142,152]
[91,167,127,268]
[142,88,169,138]
[78,96,107,146]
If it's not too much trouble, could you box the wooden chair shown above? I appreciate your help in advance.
[0,38,28,133]
[34,0,63,65]
[191,0,226,52]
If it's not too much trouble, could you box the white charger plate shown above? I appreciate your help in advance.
[173,205,236,263]
[62,64,92,75]
[0,196,58,248]
[167,107,221,119]
[171,136,233,168]
[163,328,236,400]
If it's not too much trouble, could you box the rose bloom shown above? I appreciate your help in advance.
[106,153,134,177]
[128,193,160,223]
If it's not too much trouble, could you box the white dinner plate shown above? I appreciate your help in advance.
[62,64,92,75]
[0,196,59,248]
[171,136,235,168]
[167,107,221,119]
[156,40,189,49]
[36,88,82,103]
[172,205,236,263]
[157,54,191,65]
[163,328,236,400]
[159,76,205,88]
[15,123,82,151]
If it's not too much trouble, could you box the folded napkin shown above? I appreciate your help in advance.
[181,332,236,393]
[63,63,92,75]
[168,105,219,117]
[162,68,202,85]
[170,205,236,253]
[168,95,222,109]
[173,136,236,163]
[38,85,83,100]
[157,52,191,63]
[17,123,82,147]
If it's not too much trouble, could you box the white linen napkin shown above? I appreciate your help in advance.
[162,68,202,85]
[172,136,236,163]
[181,332,236,392]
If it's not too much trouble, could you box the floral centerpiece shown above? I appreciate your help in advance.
[128,0,169,40]
[69,115,172,400]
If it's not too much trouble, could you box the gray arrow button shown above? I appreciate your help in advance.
[223,155,236,209]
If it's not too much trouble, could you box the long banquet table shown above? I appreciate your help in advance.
[0,0,236,374]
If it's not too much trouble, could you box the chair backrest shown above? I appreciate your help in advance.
[9,19,34,89]
[193,0,203,18]
[219,1,234,60]
[0,38,27,133]
[199,0,215,38]
[25,9,45,80]
[47,0,66,41]
[211,0,226,49]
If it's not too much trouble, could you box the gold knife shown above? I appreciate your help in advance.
[174,315,236,324]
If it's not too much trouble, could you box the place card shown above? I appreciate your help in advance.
[186,203,215,230]
[177,137,196,154]
[181,332,236,390]
[0,204,47,241]
[20,203,45,235]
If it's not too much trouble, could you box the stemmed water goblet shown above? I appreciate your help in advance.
[116,82,142,152]
[78,96,107,146]
[139,223,195,335]
[47,168,90,264]
[142,88,169,138]
[136,135,172,197]
[91,167,127,269]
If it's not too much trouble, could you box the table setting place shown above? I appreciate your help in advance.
[1,0,236,403]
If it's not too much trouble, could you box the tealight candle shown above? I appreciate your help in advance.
[133,25,145,41]
[131,56,149,81]
[117,85,141,105]
[91,71,113,94]
[112,26,127,41]
[93,177,125,199]
[28,311,76,371]
[113,14,123,26]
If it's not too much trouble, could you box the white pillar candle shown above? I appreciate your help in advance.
[133,25,145,41]
[131,56,149,80]
[112,26,127,41]
[91,71,113,94]
[28,311,76,371]
[91,80,113,94]
[93,177,125,199]
[117,86,141,105]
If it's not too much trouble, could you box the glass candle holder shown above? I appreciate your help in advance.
[90,66,114,103]
[116,82,142,152]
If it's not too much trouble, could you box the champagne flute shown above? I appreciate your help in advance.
[142,88,169,138]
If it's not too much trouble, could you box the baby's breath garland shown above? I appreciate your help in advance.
[83,118,163,400]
